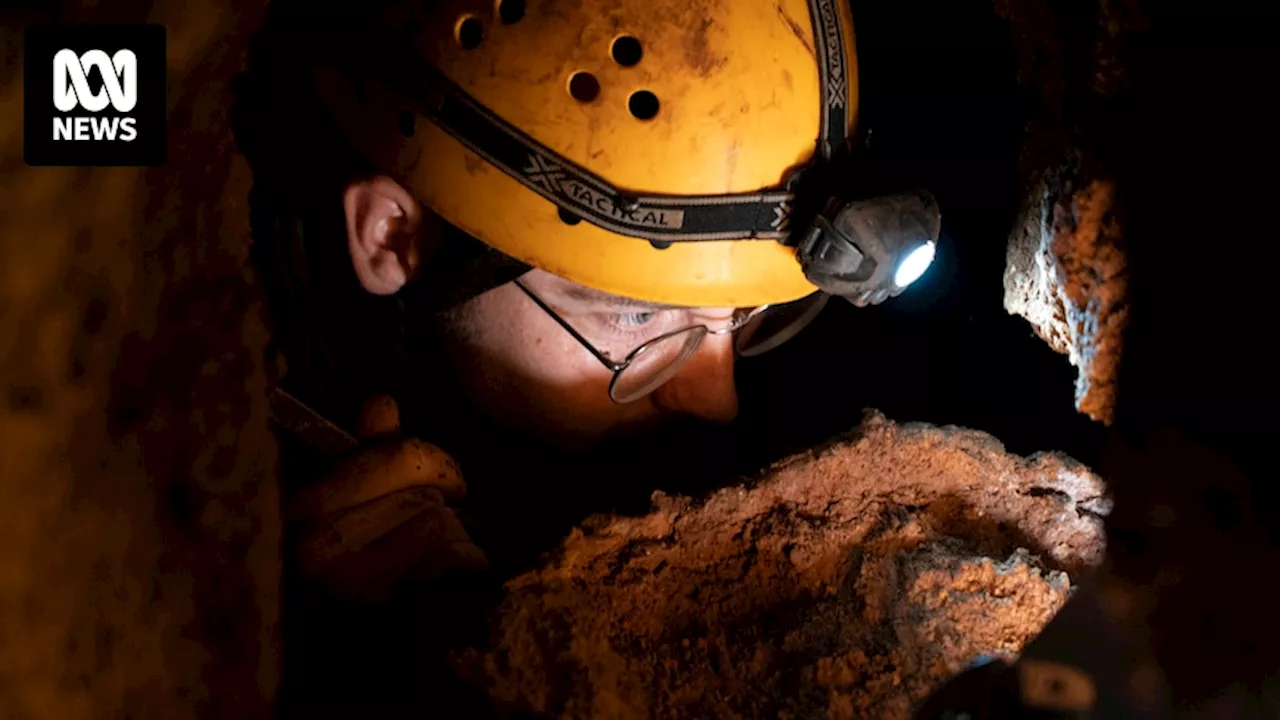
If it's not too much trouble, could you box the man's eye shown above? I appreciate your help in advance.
[613,311,657,328]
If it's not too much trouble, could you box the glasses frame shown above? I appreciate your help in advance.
[513,279,770,403]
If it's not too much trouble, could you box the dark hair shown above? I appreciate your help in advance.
[230,2,529,432]
[230,3,383,205]
[231,2,414,427]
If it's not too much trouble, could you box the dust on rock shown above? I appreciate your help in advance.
[456,412,1109,719]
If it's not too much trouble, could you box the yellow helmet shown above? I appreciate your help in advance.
[314,0,858,307]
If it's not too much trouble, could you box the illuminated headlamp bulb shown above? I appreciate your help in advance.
[893,241,936,288]
[795,189,943,307]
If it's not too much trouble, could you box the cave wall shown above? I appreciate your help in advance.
[995,0,1280,713]
[0,2,276,717]
[997,0,1145,426]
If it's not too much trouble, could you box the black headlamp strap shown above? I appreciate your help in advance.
[810,0,851,158]
[352,0,849,244]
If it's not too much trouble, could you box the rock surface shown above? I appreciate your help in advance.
[0,3,276,718]
[459,412,1109,719]
[994,0,1145,427]
[1003,167,1128,425]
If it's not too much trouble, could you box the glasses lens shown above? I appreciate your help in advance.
[734,291,830,358]
[610,326,707,403]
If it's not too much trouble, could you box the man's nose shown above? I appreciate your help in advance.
[652,332,739,424]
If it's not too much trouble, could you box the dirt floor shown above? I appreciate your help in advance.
[457,412,1109,719]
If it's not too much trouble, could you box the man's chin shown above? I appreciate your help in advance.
[535,406,672,454]
[449,412,750,574]
[576,416,748,499]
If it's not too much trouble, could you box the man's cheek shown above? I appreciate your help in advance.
[522,332,609,392]
[528,377,659,449]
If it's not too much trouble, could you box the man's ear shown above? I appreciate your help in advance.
[343,175,432,295]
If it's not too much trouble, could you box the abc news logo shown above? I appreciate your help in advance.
[53,49,140,142]
[25,24,165,166]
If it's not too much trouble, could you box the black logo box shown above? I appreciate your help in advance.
[24,24,166,167]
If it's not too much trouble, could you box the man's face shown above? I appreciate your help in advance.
[343,175,739,451]
[437,268,740,450]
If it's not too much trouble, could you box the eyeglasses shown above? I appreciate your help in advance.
[514,279,829,403]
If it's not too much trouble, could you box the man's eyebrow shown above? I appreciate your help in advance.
[560,284,685,310]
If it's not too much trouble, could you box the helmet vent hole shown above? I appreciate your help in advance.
[497,0,525,25]
[568,72,601,102]
[558,208,583,225]
[611,36,643,67]
[628,90,660,120]
[456,16,484,49]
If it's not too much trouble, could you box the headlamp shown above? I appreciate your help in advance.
[795,189,942,307]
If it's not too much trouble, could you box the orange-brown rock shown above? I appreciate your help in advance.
[460,413,1108,719]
